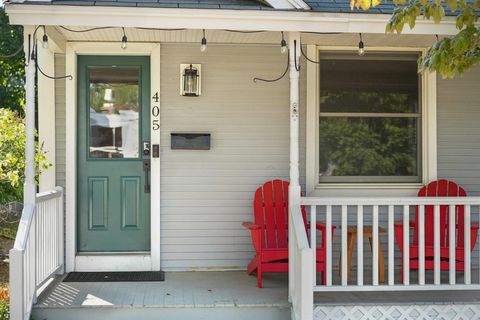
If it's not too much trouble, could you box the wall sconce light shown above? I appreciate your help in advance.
[180,64,201,96]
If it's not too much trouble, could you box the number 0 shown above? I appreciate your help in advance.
[152,106,160,117]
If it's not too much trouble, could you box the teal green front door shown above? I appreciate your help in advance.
[77,56,151,252]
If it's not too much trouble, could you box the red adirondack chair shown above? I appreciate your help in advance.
[394,179,479,281]
[242,180,334,288]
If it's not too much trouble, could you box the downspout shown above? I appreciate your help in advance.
[287,31,301,302]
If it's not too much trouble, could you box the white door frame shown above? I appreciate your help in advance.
[65,42,161,272]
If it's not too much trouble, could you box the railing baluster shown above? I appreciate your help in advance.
[419,205,425,285]
[434,205,441,285]
[388,205,394,286]
[464,205,471,285]
[341,205,348,286]
[372,205,379,286]
[449,204,456,285]
[357,205,363,286]
[403,205,409,285]
[326,205,332,286]
[311,205,317,286]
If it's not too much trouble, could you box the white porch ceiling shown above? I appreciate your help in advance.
[54,26,437,48]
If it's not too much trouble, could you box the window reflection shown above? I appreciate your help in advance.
[89,67,140,159]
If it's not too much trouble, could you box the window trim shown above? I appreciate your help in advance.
[305,45,437,195]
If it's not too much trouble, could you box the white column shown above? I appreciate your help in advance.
[38,44,56,192]
[288,31,301,301]
[24,26,37,304]
[24,27,37,207]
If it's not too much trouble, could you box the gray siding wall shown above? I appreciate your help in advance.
[53,45,479,272]
[437,66,480,194]
[160,44,300,270]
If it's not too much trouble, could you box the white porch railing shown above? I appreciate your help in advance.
[9,187,64,320]
[290,205,313,320]
[290,196,480,320]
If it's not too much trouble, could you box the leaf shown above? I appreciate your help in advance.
[445,0,457,12]
[433,5,445,23]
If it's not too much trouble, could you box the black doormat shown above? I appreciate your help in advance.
[63,271,165,282]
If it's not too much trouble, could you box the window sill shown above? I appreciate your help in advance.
[315,183,424,190]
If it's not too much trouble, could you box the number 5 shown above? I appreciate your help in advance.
[152,119,160,131]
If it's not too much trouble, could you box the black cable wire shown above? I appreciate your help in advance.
[30,25,73,80]
[60,26,116,33]
[300,44,320,64]
[294,40,300,71]
[136,27,187,31]
[253,53,289,83]
[222,29,266,33]
[36,60,73,80]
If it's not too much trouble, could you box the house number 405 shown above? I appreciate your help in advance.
[151,92,160,131]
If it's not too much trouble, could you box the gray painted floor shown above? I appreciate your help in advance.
[35,271,289,309]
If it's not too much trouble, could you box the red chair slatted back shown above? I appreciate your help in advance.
[415,179,467,248]
[254,180,306,249]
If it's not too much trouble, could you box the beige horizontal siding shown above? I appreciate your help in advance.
[54,53,66,191]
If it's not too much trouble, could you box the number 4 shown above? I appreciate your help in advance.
[152,92,159,103]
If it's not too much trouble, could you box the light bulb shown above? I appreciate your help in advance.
[280,39,287,54]
[200,29,207,52]
[42,33,49,49]
[358,40,365,56]
[121,35,128,50]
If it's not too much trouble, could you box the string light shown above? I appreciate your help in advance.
[280,31,287,54]
[358,33,365,56]
[121,27,128,50]
[42,26,49,49]
[200,29,207,52]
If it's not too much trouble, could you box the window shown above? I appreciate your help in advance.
[318,53,421,183]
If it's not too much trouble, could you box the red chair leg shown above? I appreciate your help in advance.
[257,263,262,288]
[321,271,326,285]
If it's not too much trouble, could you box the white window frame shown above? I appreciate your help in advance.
[305,45,437,196]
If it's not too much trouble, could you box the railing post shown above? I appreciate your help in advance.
[57,187,65,274]
[9,250,24,320]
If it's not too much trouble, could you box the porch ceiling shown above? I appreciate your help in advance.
[52,26,437,48]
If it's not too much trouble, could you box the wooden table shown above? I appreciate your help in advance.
[340,226,386,283]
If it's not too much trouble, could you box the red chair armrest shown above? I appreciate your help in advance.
[242,221,261,230]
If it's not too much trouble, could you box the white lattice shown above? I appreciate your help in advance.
[314,304,480,320]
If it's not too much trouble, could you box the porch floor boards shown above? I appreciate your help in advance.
[35,271,289,309]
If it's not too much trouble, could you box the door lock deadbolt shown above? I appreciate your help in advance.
[143,141,151,156]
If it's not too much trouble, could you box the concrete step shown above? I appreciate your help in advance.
[33,305,291,320]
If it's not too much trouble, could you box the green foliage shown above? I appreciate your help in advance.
[0,300,8,320]
[351,0,480,78]
[0,108,50,204]
[0,7,24,114]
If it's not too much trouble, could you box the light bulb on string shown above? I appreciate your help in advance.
[42,26,49,49]
[358,33,365,56]
[121,27,128,50]
[200,29,207,52]
[280,31,287,54]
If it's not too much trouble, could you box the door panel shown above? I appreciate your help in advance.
[77,56,150,252]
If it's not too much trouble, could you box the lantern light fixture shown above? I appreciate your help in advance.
[200,29,207,52]
[42,26,49,49]
[280,31,287,54]
[180,64,201,97]
[358,33,365,56]
[121,27,128,50]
